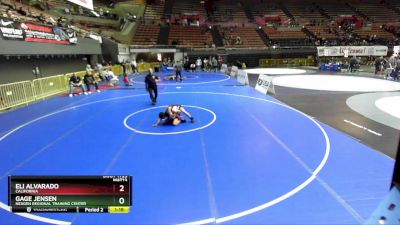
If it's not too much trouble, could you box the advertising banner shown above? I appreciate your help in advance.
[230,66,239,77]
[237,70,249,85]
[317,46,388,57]
[255,74,275,95]
[220,64,228,73]
[0,17,77,44]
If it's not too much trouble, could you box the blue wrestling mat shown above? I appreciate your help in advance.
[0,71,394,224]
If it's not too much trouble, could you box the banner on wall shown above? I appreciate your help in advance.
[236,70,249,85]
[0,17,77,44]
[317,46,388,56]
[255,74,275,95]
[67,0,94,10]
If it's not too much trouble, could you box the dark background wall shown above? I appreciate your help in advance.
[0,55,89,84]
[0,38,102,55]
[0,37,103,84]
[101,38,119,64]
[187,48,316,67]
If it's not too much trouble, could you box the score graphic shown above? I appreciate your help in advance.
[8,176,132,213]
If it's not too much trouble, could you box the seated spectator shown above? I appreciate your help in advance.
[123,74,133,86]
[6,10,18,21]
[35,13,46,23]
[235,36,242,45]
[84,71,100,93]
[57,17,67,27]
[99,8,104,17]
[86,64,93,72]
[17,7,27,16]
[78,6,83,15]
[106,69,119,86]
[99,69,108,81]
[64,7,70,15]
[48,16,57,25]
[69,73,88,97]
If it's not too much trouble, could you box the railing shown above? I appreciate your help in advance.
[137,62,161,72]
[0,81,35,110]
[259,58,315,67]
[33,75,68,100]
[0,62,160,111]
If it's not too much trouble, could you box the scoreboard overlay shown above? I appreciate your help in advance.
[8,176,132,213]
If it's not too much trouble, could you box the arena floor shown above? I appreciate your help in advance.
[246,68,400,158]
[0,70,396,224]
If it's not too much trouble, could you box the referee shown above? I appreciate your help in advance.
[145,68,160,105]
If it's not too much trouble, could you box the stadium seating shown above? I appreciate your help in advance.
[306,25,337,40]
[132,24,160,45]
[1,0,399,48]
[284,1,326,25]
[354,25,394,39]
[221,27,266,48]
[317,1,355,18]
[264,26,307,39]
[168,25,213,47]
[143,0,164,23]
[348,0,399,23]
[209,0,248,22]
[172,0,207,18]
[250,1,289,23]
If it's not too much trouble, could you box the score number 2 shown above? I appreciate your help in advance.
[119,185,126,205]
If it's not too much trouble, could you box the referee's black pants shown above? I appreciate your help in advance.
[148,87,158,102]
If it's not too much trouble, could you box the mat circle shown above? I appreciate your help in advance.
[123,105,217,135]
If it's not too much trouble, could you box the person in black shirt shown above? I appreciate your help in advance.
[83,71,100,93]
[69,73,87,97]
[144,68,160,104]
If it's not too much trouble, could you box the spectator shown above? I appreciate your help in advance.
[123,74,133,86]
[106,69,119,86]
[217,55,223,70]
[349,56,358,73]
[86,64,92,72]
[69,73,88,97]
[190,61,196,72]
[99,8,104,17]
[6,10,17,21]
[394,56,400,81]
[95,63,104,80]
[374,57,383,75]
[174,60,183,82]
[64,7,70,15]
[388,54,397,69]
[130,59,138,74]
[78,6,83,15]
[17,7,27,16]
[83,71,100,93]
[211,56,218,72]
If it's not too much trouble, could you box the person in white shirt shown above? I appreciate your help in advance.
[195,57,202,71]
[106,69,119,86]
[131,59,138,75]
[86,64,92,72]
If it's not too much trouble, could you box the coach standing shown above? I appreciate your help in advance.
[145,68,160,105]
